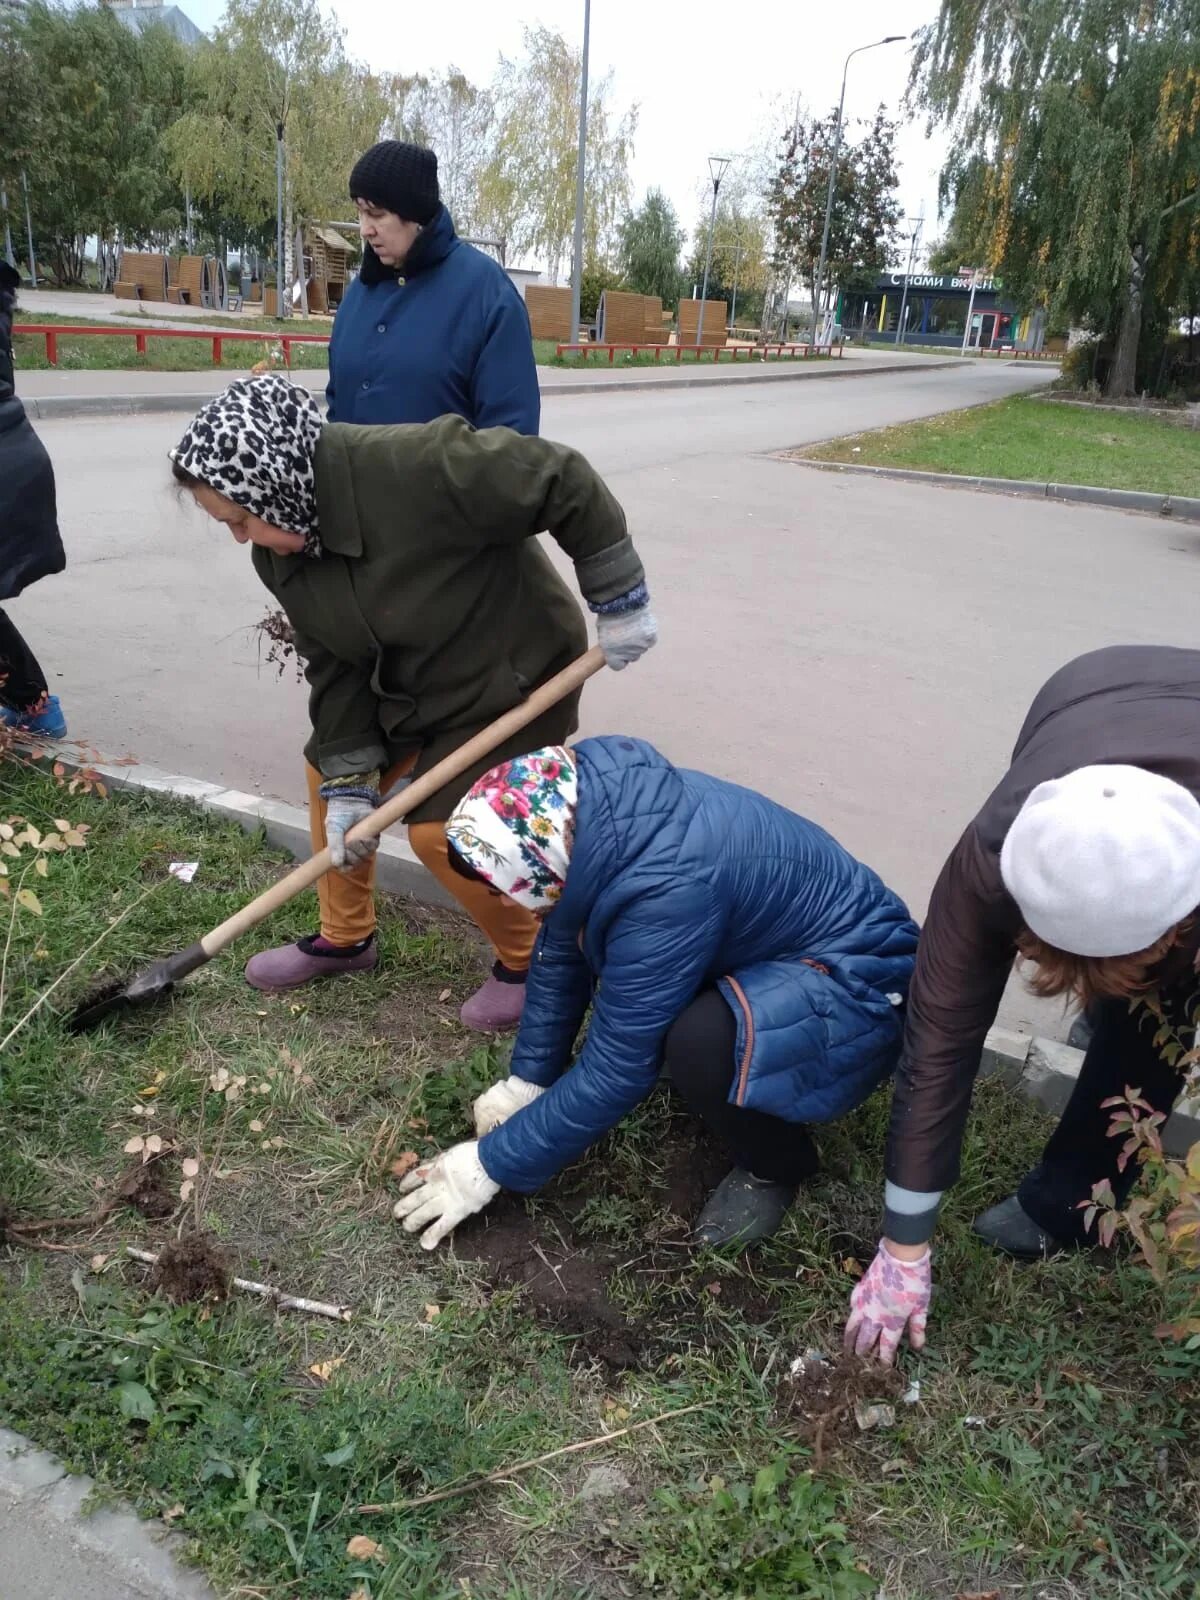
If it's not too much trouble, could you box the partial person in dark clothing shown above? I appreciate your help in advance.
[327,140,540,436]
[846,646,1200,1363]
[0,261,66,738]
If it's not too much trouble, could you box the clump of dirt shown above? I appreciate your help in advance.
[459,1199,641,1369]
[778,1353,905,1467]
[149,1231,234,1304]
[117,1158,175,1221]
[66,974,128,1030]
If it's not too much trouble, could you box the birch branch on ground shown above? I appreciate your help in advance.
[124,1247,352,1321]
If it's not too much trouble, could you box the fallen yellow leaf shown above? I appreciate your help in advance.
[842,1257,865,1279]
[309,1357,346,1384]
[162,1503,185,1524]
[345,1534,388,1563]
[423,1303,441,1322]
[390,1151,420,1180]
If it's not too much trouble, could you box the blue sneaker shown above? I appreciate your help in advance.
[0,695,67,739]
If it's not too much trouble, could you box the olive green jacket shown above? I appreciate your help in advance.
[252,416,644,822]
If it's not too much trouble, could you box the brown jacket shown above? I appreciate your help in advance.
[887,645,1200,1194]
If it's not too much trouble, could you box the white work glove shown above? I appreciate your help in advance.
[597,605,658,671]
[473,1074,547,1136]
[318,784,380,871]
[392,1140,500,1249]
[843,1242,932,1365]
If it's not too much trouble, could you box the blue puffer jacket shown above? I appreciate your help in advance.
[478,738,919,1193]
[326,206,539,434]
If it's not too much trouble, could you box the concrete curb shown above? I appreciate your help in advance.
[84,754,457,911]
[980,1030,1198,1157]
[0,1428,215,1599]
[24,358,971,421]
[794,456,1200,524]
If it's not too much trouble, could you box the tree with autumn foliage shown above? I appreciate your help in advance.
[766,105,901,332]
[911,0,1200,397]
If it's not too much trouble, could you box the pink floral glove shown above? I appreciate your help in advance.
[844,1242,931,1365]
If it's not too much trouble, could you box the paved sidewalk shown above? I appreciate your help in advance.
[0,1429,215,1599]
[14,286,281,328]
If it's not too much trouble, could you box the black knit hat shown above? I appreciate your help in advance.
[349,141,440,225]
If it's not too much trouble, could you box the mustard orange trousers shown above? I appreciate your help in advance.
[306,759,538,970]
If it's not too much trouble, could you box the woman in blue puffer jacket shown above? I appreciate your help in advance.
[392,736,919,1250]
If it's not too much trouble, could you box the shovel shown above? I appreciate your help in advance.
[67,647,604,1033]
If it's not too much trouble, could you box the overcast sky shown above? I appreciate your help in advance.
[178,0,952,270]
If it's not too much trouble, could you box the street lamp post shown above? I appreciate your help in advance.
[811,34,904,348]
[695,155,731,348]
[21,170,36,288]
[275,121,287,321]
[569,0,592,345]
[894,208,923,344]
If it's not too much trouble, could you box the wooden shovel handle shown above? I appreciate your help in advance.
[198,647,605,959]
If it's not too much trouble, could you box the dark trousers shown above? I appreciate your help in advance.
[663,988,821,1185]
[0,609,48,713]
[1019,989,1192,1244]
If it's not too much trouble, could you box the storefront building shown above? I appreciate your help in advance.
[838,271,1044,349]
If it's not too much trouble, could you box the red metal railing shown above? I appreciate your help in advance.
[553,341,843,363]
[14,323,331,368]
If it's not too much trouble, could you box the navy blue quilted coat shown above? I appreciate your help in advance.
[478,737,919,1193]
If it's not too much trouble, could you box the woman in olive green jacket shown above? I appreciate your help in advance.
[170,375,656,1029]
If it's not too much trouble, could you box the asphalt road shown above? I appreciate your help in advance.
[22,355,1181,1038]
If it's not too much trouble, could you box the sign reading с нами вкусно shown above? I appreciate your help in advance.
[885,272,1002,292]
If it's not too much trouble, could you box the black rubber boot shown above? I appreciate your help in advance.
[693,1169,796,1248]
[973,1194,1068,1260]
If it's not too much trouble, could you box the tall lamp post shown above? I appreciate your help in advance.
[569,0,592,345]
[695,155,731,347]
[811,34,904,347]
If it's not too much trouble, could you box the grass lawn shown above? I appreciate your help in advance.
[803,393,1200,496]
[1,754,1197,1598]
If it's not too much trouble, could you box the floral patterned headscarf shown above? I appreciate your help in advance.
[446,747,578,911]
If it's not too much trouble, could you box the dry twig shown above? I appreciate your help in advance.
[357,1401,711,1513]
[124,1247,352,1321]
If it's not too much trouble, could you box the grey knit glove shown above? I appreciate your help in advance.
[596,606,658,671]
[318,774,381,870]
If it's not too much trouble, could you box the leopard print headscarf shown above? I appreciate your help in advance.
[170,375,323,556]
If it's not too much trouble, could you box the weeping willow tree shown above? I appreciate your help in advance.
[912,1,1200,395]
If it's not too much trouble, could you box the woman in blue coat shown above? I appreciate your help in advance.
[327,139,539,435]
[393,736,919,1250]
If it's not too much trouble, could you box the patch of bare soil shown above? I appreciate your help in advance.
[456,1113,788,1371]
[460,1198,642,1369]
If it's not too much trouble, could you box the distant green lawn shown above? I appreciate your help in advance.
[804,393,1200,496]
